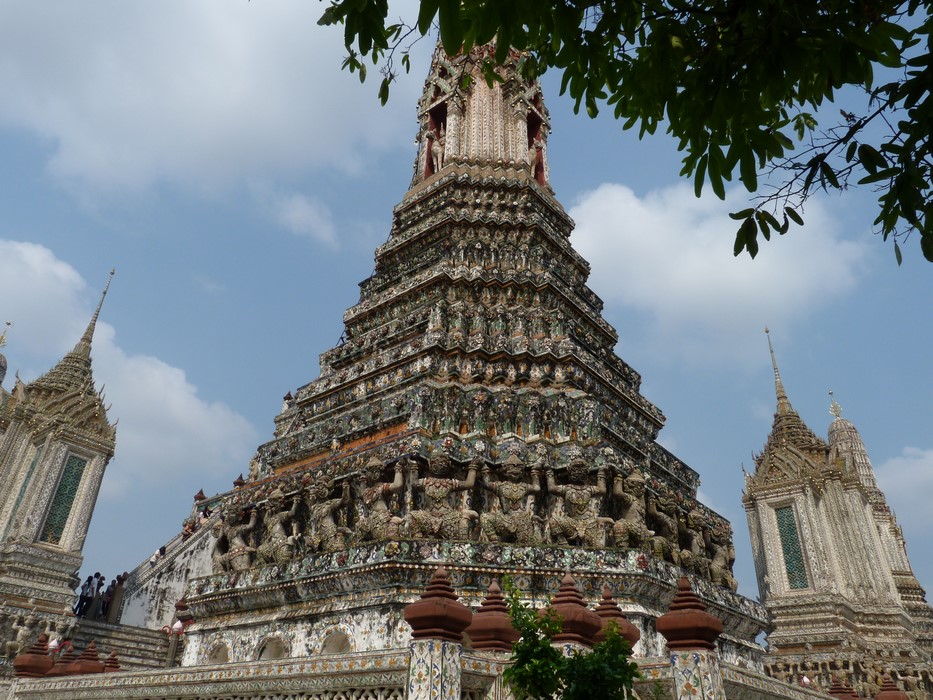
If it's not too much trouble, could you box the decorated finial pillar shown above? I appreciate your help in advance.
[545,573,602,651]
[404,566,472,700]
[12,633,54,678]
[466,579,519,652]
[827,676,860,699]
[656,577,726,700]
[594,585,641,648]
[875,676,908,700]
[71,640,104,675]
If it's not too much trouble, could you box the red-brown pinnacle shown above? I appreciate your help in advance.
[655,577,723,651]
[404,566,473,643]
[194,489,206,502]
[593,585,641,647]
[466,579,519,652]
[70,640,104,675]
[103,651,121,673]
[827,676,859,699]
[12,633,54,678]
[875,675,908,700]
[233,474,246,489]
[47,642,77,677]
[546,573,602,647]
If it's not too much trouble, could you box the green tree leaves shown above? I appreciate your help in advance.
[500,579,639,700]
[320,0,932,263]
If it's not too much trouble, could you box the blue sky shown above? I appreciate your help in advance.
[1,1,931,603]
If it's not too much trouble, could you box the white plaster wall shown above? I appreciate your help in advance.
[121,525,215,629]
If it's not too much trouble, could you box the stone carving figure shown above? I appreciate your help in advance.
[256,489,299,566]
[356,456,405,542]
[305,479,352,553]
[408,455,478,540]
[678,508,711,579]
[646,489,681,566]
[4,610,37,659]
[479,454,542,545]
[213,504,258,573]
[546,459,610,548]
[527,137,543,176]
[430,124,446,173]
[611,469,652,549]
[707,523,738,590]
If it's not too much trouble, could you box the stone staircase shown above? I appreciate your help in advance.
[72,618,176,670]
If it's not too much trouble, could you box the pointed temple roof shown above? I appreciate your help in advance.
[29,269,113,396]
[762,330,827,453]
[827,393,880,490]
[21,270,116,445]
[749,331,828,486]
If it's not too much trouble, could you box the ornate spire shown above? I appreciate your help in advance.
[24,270,117,441]
[829,389,843,418]
[828,394,880,491]
[75,268,115,358]
[765,327,792,415]
[750,328,828,479]
[0,320,10,348]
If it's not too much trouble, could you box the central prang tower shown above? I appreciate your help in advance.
[180,44,767,668]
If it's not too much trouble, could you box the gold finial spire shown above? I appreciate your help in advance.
[0,321,10,348]
[75,269,115,356]
[829,389,843,418]
[765,327,792,415]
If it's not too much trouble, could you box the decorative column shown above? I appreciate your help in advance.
[655,577,725,700]
[404,566,472,700]
[466,579,519,652]
[593,585,641,648]
[546,573,602,654]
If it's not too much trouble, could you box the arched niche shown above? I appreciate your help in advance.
[257,636,288,661]
[206,643,230,664]
[320,629,353,655]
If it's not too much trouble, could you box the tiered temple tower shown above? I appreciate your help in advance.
[149,44,770,670]
[744,330,933,696]
[0,273,116,658]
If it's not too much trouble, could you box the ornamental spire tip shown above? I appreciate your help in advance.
[76,269,115,356]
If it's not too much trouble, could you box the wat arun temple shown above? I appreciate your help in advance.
[0,44,931,700]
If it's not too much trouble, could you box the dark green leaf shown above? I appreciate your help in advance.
[785,207,804,226]
[921,234,933,263]
[437,0,463,53]
[417,0,440,35]
[694,154,707,198]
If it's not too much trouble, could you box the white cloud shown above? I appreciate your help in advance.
[876,447,933,532]
[0,1,423,196]
[569,184,869,364]
[0,240,88,358]
[0,240,257,495]
[260,188,338,246]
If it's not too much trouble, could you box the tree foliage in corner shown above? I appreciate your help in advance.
[319,0,932,263]
[499,579,639,700]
